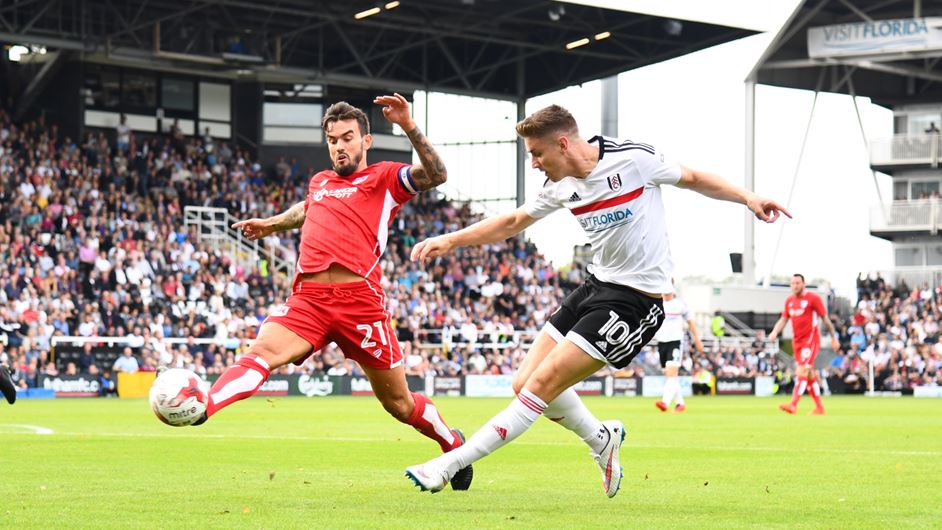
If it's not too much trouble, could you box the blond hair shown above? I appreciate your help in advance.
[515,104,578,139]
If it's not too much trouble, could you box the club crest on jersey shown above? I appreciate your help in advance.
[607,173,622,191]
[310,187,357,202]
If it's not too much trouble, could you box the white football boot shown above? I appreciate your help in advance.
[593,420,626,498]
[405,460,450,493]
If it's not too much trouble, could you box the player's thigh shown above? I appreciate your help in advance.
[512,330,558,394]
[360,364,412,419]
[249,321,315,369]
[524,340,606,403]
[514,296,582,393]
[331,297,403,371]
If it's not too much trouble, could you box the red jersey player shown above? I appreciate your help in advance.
[768,273,840,415]
[191,95,472,490]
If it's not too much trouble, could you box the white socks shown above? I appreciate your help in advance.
[437,389,547,477]
[543,387,608,454]
[662,377,684,407]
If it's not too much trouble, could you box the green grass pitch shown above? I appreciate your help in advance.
[1,396,940,529]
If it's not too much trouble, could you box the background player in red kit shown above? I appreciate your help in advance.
[192,94,472,489]
[768,274,840,416]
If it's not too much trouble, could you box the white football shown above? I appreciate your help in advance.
[149,368,209,427]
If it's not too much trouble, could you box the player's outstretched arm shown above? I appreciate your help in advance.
[676,166,792,223]
[768,316,788,343]
[374,93,446,192]
[411,207,538,262]
[231,200,305,241]
[687,319,705,353]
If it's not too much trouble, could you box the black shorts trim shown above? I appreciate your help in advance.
[658,341,681,368]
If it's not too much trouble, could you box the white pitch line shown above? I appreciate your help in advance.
[0,424,55,435]
[3,429,939,457]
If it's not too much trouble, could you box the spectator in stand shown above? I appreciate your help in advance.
[112,347,139,373]
[116,115,131,153]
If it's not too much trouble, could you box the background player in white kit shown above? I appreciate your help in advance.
[404,104,790,496]
[654,288,703,413]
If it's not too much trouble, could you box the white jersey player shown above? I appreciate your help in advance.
[404,104,790,497]
[653,291,703,412]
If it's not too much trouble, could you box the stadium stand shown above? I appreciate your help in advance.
[0,110,793,390]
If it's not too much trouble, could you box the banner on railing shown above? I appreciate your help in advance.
[914,385,942,398]
[573,377,605,396]
[433,376,463,397]
[715,377,755,395]
[206,374,345,397]
[41,375,101,397]
[464,374,514,397]
[611,377,640,397]
[641,376,693,398]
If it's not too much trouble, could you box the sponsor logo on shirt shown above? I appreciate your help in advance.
[578,207,634,232]
[568,192,582,202]
[352,176,369,185]
[310,187,358,202]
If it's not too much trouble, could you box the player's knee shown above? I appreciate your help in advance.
[511,372,528,395]
[246,342,287,369]
[524,367,558,397]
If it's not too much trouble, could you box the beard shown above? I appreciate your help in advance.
[333,151,362,176]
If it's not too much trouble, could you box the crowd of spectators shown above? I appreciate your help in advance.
[829,274,942,392]
[14,112,936,395]
[0,110,586,389]
[0,109,304,389]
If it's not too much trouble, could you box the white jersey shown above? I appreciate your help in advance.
[523,135,681,294]
[655,296,692,343]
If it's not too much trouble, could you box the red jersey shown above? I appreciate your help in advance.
[297,161,415,286]
[782,291,826,346]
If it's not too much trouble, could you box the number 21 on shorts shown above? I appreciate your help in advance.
[357,321,388,348]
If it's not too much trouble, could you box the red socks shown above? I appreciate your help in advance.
[405,392,460,452]
[808,379,824,410]
[206,354,271,418]
[790,376,807,407]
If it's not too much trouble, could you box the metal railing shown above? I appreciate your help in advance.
[870,200,940,234]
[874,267,942,288]
[184,206,295,279]
[869,133,942,167]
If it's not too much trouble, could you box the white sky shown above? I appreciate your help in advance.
[417,0,897,300]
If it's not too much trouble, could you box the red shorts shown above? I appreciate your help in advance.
[264,280,402,370]
[793,337,820,367]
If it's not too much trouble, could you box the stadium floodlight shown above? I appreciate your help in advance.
[385,1,400,9]
[566,38,590,50]
[594,31,611,41]
[355,7,381,19]
[7,44,45,62]
[7,45,29,62]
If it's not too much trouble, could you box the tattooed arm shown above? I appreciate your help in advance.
[231,201,305,241]
[374,93,448,192]
[403,124,447,191]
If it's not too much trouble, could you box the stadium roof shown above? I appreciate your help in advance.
[0,0,755,100]
[750,0,942,107]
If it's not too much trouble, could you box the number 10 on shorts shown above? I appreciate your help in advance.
[357,321,388,348]
[598,311,631,345]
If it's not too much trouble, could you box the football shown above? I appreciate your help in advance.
[149,369,209,427]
